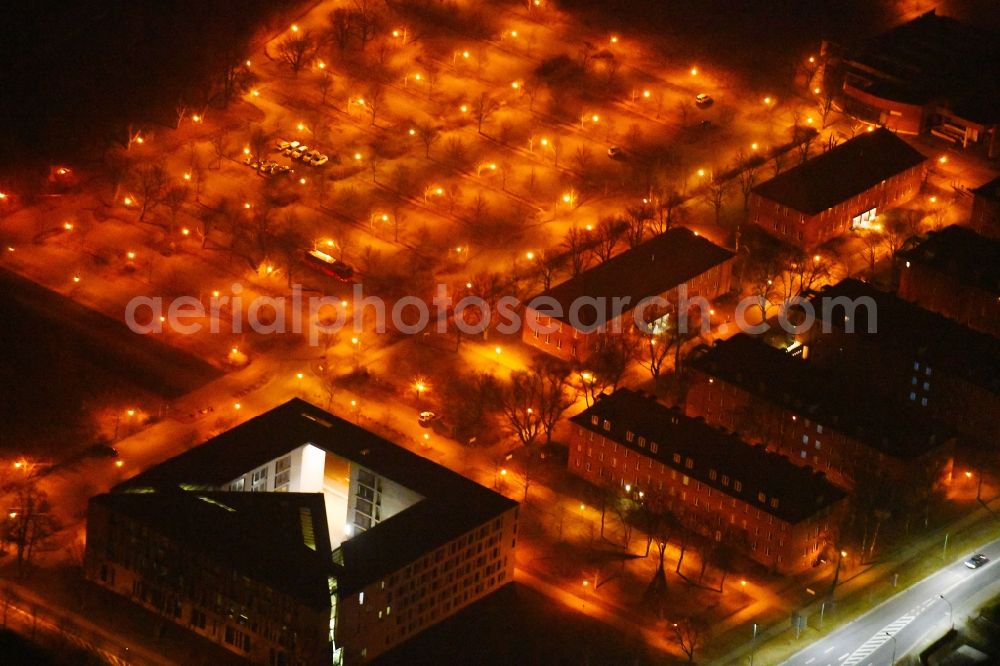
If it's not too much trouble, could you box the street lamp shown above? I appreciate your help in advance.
[885,631,897,664]
[414,379,427,401]
[939,594,953,630]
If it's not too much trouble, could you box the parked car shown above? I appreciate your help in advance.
[290,145,310,160]
[418,411,437,427]
[282,140,302,156]
[85,443,119,458]
[607,146,624,159]
[965,554,990,569]
[309,154,329,167]
[695,93,713,106]
[275,139,291,151]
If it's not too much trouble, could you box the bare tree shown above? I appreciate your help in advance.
[162,185,189,236]
[533,358,575,445]
[248,126,270,164]
[317,72,333,105]
[274,220,307,289]
[579,333,633,405]
[473,92,499,134]
[277,33,317,74]
[130,162,168,222]
[862,229,882,275]
[572,145,595,174]
[624,205,652,248]
[702,176,730,226]
[818,89,836,129]
[562,226,589,276]
[417,123,440,159]
[735,150,765,212]
[327,9,353,58]
[364,84,385,126]
[351,0,382,51]
[211,130,229,169]
[499,371,542,446]
[5,485,59,577]
[670,614,710,663]
[592,216,621,262]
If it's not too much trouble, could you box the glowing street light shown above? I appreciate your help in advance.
[477,162,498,176]
[690,67,698,76]
[525,251,535,260]
[291,24,299,33]
[353,152,363,161]
[459,104,469,114]
[697,168,706,178]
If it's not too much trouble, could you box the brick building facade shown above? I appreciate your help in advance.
[898,225,1000,337]
[749,128,926,248]
[684,335,955,491]
[567,389,846,573]
[523,228,734,361]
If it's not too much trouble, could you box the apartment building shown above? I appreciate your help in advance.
[685,334,955,490]
[897,225,1000,337]
[803,279,1000,448]
[749,128,926,248]
[85,399,518,665]
[522,227,734,361]
[568,389,846,573]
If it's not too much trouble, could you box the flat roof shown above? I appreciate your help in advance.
[972,174,1000,204]
[93,490,333,608]
[751,128,926,215]
[687,334,954,459]
[841,11,1000,122]
[114,399,517,596]
[570,389,845,523]
[809,279,1000,392]
[899,225,1000,295]
[529,228,733,328]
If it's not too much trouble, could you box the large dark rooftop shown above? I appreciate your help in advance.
[529,228,733,328]
[93,490,333,608]
[687,334,954,460]
[972,174,1000,204]
[840,10,1000,122]
[751,128,926,215]
[808,279,1000,392]
[570,389,845,523]
[115,399,517,596]
[899,225,1000,295]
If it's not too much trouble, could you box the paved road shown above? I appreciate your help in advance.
[782,536,1000,666]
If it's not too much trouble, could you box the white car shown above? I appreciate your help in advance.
[695,93,713,106]
[282,140,301,155]
[309,154,329,167]
[275,139,291,151]
[291,145,310,160]
[965,554,989,569]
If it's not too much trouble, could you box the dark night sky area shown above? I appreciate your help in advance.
[0,0,297,170]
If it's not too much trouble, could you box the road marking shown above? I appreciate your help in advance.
[838,653,849,661]
[825,646,835,654]
[806,659,815,664]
